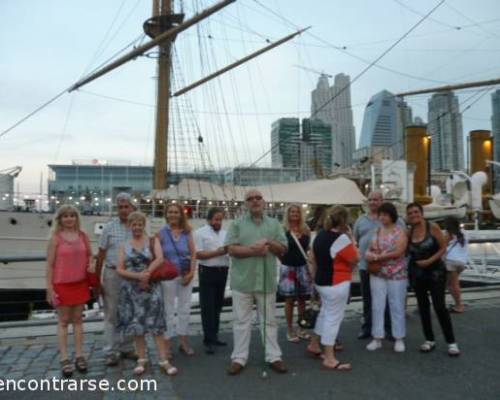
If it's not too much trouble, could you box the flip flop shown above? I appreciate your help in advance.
[449,307,464,314]
[306,348,322,358]
[323,360,352,371]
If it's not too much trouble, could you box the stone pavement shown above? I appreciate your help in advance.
[1,289,500,399]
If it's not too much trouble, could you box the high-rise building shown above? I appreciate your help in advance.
[358,90,412,159]
[270,117,331,180]
[301,118,332,178]
[491,90,500,190]
[271,118,301,168]
[395,98,413,159]
[427,91,464,171]
[311,73,356,168]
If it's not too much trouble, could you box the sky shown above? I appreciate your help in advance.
[1,0,500,194]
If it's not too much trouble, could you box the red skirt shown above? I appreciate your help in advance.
[53,280,91,306]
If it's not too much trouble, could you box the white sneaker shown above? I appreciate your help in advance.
[394,339,406,353]
[448,343,461,357]
[366,339,382,351]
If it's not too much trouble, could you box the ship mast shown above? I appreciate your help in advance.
[145,0,181,190]
[66,0,307,193]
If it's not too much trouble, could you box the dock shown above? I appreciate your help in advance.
[0,287,499,399]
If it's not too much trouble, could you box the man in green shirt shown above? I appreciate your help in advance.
[225,189,288,375]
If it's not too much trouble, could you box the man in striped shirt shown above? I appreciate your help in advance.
[96,193,136,366]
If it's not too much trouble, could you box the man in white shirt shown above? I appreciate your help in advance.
[194,207,230,354]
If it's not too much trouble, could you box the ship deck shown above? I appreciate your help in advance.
[0,287,499,399]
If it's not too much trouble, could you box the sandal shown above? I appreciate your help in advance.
[297,329,311,340]
[420,341,436,353]
[133,358,148,376]
[75,356,88,373]
[306,347,322,358]
[287,331,300,343]
[159,360,178,376]
[60,359,74,378]
[449,306,465,314]
[105,353,120,366]
[179,344,195,356]
[323,360,352,371]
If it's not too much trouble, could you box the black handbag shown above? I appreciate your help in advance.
[298,287,320,329]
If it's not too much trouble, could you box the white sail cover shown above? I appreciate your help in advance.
[153,177,366,205]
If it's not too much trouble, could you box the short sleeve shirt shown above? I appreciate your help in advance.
[353,214,406,271]
[225,213,287,293]
[194,225,230,267]
[98,218,131,268]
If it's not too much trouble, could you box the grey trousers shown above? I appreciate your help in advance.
[102,267,134,356]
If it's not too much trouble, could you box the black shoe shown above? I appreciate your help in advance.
[214,339,227,347]
[205,344,215,355]
[357,331,371,340]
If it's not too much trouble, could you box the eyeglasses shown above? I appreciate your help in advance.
[246,195,263,202]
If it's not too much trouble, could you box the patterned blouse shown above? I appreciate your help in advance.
[370,225,407,280]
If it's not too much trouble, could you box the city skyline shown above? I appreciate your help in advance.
[1,0,499,193]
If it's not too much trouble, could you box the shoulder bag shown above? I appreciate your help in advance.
[149,234,179,282]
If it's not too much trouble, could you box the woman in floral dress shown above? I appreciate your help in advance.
[117,211,177,376]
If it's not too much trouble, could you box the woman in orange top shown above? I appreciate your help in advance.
[46,205,93,377]
[307,206,359,370]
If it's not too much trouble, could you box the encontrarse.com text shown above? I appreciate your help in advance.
[0,377,157,392]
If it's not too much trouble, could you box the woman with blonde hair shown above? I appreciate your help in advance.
[46,205,93,377]
[158,203,197,358]
[116,211,177,376]
[278,204,313,342]
[307,205,359,370]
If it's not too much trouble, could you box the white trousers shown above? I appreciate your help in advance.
[370,275,407,339]
[231,290,282,365]
[314,281,350,346]
[102,267,134,355]
[162,277,194,339]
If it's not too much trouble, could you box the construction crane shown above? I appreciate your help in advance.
[294,65,332,78]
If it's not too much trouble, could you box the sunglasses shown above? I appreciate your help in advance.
[246,195,263,202]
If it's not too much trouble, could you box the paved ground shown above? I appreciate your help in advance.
[1,290,500,399]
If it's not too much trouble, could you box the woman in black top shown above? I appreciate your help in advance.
[278,205,313,342]
[406,203,460,356]
[306,206,358,370]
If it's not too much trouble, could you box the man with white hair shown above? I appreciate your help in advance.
[96,192,137,366]
[225,189,288,375]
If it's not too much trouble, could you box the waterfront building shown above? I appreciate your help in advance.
[311,73,356,167]
[48,162,153,212]
[427,91,464,171]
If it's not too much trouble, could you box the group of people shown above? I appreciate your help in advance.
[45,189,467,378]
